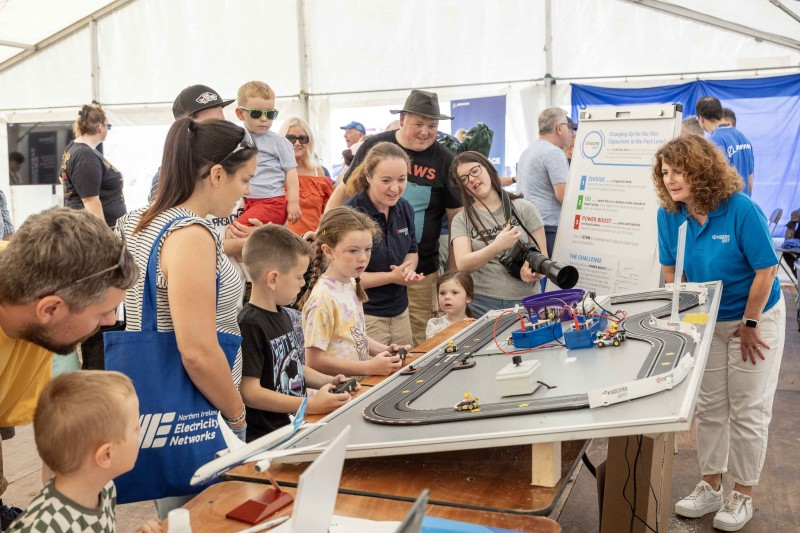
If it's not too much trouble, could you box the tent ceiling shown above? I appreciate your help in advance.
[0,0,798,117]
[1,0,799,69]
[0,0,118,63]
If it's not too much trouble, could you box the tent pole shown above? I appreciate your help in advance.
[90,20,100,103]
[544,0,553,107]
[296,0,311,120]
[624,0,800,51]
[0,0,137,75]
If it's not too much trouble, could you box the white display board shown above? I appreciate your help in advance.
[553,104,681,294]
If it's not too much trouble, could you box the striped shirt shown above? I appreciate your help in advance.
[0,190,13,238]
[115,207,243,384]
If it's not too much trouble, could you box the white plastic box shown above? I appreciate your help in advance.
[495,359,541,397]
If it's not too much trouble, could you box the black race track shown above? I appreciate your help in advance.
[363,290,701,425]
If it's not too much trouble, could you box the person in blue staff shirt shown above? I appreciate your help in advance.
[696,96,754,196]
[652,135,784,532]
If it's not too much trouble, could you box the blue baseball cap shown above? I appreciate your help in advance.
[340,121,366,135]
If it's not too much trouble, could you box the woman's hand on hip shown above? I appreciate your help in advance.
[734,323,770,365]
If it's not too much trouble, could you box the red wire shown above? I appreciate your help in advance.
[492,310,560,355]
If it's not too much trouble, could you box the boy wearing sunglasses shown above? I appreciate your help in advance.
[234,81,301,227]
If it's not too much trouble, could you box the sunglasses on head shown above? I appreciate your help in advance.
[239,106,279,120]
[286,134,310,145]
[218,129,255,165]
[38,237,129,299]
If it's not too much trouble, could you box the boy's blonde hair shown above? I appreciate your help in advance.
[34,371,136,475]
[243,225,311,281]
[238,81,275,105]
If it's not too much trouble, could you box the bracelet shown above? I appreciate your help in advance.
[224,406,246,425]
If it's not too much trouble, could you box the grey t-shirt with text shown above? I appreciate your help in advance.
[450,198,544,300]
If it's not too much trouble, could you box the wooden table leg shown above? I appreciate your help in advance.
[531,441,562,487]
[600,432,674,533]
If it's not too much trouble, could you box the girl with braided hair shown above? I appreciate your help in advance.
[300,207,408,377]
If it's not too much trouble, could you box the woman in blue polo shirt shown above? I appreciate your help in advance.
[344,142,423,347]
[653,135,784,532]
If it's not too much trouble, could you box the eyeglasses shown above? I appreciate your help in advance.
[556,121,569,129]
[286,134,310,145]
[218,129,255,166]
[239,106,279,120]
[105,123,113,130]
[457,165,483,184]
[39,238,129,299]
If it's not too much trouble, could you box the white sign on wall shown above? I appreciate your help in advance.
[553,104,682,294]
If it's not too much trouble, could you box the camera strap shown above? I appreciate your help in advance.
[501,190,543,251]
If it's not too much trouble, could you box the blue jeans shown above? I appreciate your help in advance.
[154,423,247,519]
[470,293,524,319]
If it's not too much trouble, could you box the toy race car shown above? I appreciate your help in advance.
[595,324,626,348]
[454,392,479,411]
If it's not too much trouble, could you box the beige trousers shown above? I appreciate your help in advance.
[407,271,440,347]
[365,308,413,347]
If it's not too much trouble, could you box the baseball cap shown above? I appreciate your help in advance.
[172,84,234,119]
[340,121,366,135]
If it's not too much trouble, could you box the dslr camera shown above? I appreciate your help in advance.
[499,240,579,289]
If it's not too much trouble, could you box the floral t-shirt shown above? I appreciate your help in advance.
[302,275,368,362]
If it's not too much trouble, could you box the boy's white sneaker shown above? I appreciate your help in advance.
[713,491,753,531]
[675,480,723,518]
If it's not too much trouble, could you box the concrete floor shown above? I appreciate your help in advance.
[2,424,157,529]
[554,287,800,532]
[2,288,798,532]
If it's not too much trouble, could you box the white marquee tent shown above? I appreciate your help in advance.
[1,0,799,222]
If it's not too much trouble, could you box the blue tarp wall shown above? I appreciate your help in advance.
[571,74,800,234]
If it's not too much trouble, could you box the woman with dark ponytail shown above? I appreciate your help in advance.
[114,117,256,517]
[60,104,126,227]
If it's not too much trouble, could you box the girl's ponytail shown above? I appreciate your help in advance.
[298,245,325,309]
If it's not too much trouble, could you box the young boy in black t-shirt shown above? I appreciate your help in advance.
[238,225,356,442]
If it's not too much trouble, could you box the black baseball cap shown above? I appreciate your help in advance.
[172,84,234,119]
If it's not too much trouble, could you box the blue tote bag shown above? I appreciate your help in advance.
[104,217,241,504]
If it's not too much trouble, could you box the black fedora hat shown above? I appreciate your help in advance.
[390,89,453,120]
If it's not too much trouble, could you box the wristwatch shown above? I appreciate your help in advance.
[742,317,759,328]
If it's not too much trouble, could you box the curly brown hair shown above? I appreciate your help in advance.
[651,135,743,215]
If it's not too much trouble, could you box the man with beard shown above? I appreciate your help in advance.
[0,207,138,510]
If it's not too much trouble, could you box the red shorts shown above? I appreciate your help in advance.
[237,197,287,226]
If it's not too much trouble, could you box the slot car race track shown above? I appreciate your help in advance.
[363,290,701,426]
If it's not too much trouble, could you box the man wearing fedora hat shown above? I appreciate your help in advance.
[329,89,463,346]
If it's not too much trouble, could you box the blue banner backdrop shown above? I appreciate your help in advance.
[451,95,507,175]
[571,74,800,234]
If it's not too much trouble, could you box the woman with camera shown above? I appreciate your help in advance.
[450,151,546,317]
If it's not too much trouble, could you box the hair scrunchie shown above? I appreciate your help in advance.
[188,120,199,132]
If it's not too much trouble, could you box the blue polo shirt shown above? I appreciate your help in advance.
[709,126,754,195]
[657,193,780,321]
[346,191,418,317]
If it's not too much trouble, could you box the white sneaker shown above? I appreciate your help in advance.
[675,480,723,518]
[713,491,753,531]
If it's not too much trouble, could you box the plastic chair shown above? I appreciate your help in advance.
[768,208,783,236]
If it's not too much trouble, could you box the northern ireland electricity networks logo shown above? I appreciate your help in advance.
[139,412,175,449]
[139,411,220,450]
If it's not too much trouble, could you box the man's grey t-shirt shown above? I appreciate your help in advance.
[517,139,568,227]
